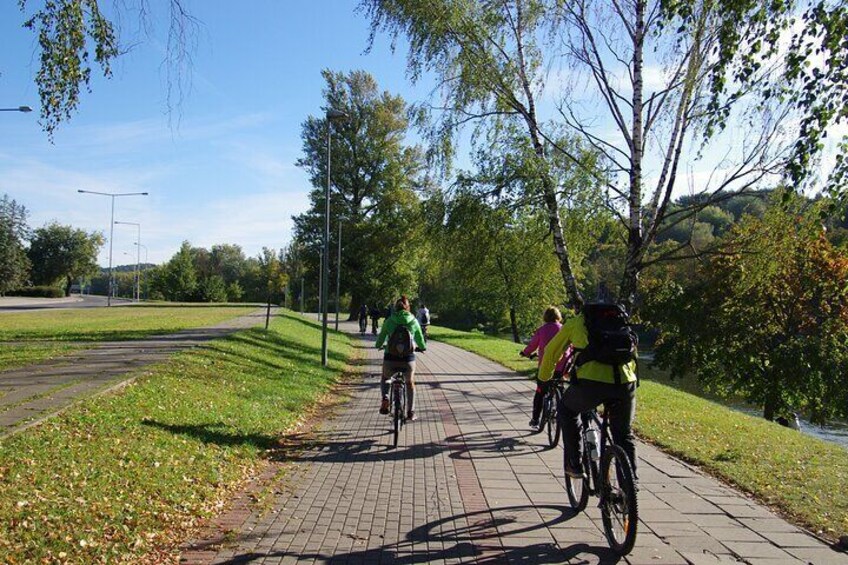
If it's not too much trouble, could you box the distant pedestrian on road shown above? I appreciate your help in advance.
[358,304,368,333]
[416,303,431,339]
[520,307,574,431]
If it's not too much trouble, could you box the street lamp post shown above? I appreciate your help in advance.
[77,190,148,306]
[0,106,32,113]
[322,108,348,366]
[134,243,149,300]
[115,221,141,301]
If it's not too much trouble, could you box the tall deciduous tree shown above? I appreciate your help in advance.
[362,0,587,305]
[645,197,848,423]
[361,0,793,307]
[0,195,31,295]
[159,240,197,301]
[27,222,103,295]
[293,70,425,312]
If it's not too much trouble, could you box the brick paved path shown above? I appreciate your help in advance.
[0,308,270,437]
[188,323,847,564]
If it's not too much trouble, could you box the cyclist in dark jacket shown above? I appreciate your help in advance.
[369,305,381,334]
[375,296,427,420]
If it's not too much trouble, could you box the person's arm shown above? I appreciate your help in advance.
[376,317,394,349]
[521,329,541,357]
[539,325,572,382]
[554,345,575,373]
[411,319,426,350]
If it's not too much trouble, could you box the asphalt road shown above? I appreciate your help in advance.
[0,294,133,312]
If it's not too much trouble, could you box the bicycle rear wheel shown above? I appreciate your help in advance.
[546,391,561,448]
[600,443,638,555]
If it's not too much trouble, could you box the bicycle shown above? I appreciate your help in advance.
[540,373,566,448]
[384,348,424,448]
[387,369,407,448]
[565,406,638,555]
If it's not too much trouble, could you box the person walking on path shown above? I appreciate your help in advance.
[416,303,431,339]
[369,304,382,335]
[358,303,368,333]
[520,306,574,431]
[539,304,638,477]
[375,296,427,421]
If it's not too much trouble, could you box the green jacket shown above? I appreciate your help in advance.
[539,314,637,384]
[376,310,427,358]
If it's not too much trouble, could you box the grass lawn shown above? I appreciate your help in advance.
[0,305,257,342]
[0,343,82,372]
[428,325,848,539]
[0,310,353,563]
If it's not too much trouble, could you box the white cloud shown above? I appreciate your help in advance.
[0,111,313,266]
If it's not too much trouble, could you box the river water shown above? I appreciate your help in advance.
[730,404,848,449]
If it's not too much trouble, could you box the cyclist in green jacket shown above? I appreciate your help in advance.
[539,310,638,478]
[375,296,427,420]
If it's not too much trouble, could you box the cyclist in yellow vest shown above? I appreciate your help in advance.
[539,309,638,478]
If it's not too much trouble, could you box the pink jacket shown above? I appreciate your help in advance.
[522,321,574,373]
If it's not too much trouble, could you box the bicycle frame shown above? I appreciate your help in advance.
[577,409,611,496]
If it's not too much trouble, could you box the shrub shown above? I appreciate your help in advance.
[8,286,65,298]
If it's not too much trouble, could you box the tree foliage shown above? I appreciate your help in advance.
[644,197,848,423]
[292,70,425,312]
[15,0,196,138]
[0,195,31,295]
[663,0,848,205]
[27,222,103,294]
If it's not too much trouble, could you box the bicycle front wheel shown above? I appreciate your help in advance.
[547,392,561,448]
[392,384,401,448]
[565,444,590,511]
[600,444,638,555]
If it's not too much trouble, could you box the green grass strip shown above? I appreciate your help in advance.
[0,344,81,372]
[0,305,256,342]
[0,310,352,562]
[428,325,848,539]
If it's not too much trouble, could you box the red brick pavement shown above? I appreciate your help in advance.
[181,320,846,565]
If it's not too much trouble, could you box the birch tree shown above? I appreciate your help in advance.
[362,0,588,305]
[362,0,793,307]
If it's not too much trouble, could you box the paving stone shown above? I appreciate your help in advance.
[721,541,798,560]
[178,319,839,564]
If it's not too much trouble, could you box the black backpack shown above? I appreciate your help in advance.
[386,324,415,359]
[575,303,638,383]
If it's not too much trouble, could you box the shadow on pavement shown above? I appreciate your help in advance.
[213,505,623,564]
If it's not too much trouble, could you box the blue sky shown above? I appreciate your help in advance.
[1,2,836,268]
[0,1,436,265]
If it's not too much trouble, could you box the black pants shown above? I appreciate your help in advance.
[531,379,551,422]
[560,380,637,476]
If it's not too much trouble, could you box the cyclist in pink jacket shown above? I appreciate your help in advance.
[520,306,575,431]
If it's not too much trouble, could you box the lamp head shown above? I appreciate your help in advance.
[326,109,348,121]
[19,106,32,113]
